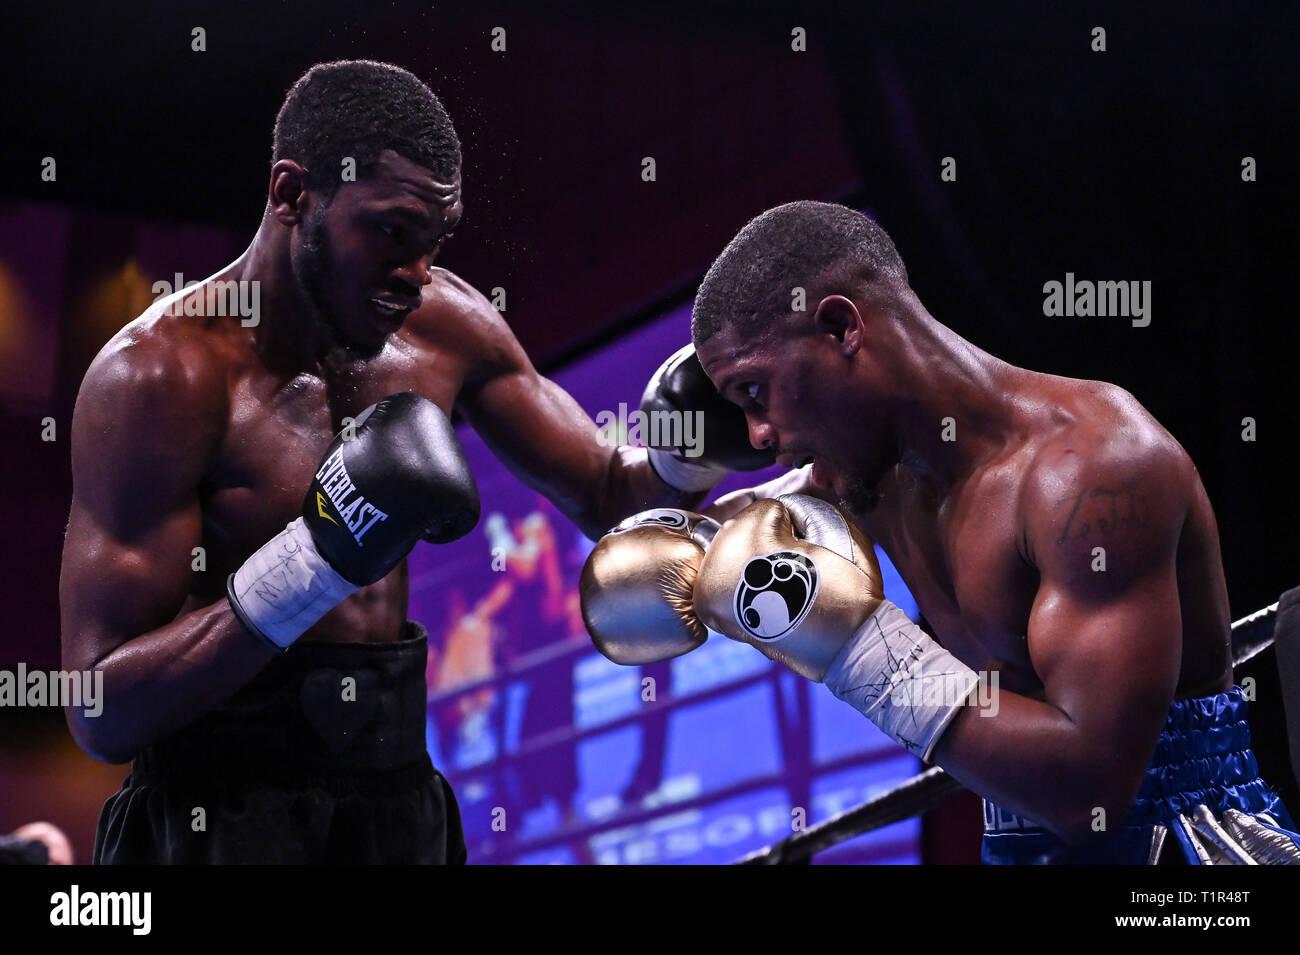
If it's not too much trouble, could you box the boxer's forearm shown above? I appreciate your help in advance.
[568,445,707,540]
[580,448,811,537]
[461,374,704,539]
[66,600,272,764]
[930,694,1148,845]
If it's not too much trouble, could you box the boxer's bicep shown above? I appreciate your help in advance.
[462,358,628,518]
[60,345,216,672]
[1027,569,1182,798]
[1022,461,1185,806]
[439,292,610,521]
[459,331,690,536]
[61,505,202,667]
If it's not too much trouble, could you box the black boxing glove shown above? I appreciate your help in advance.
[304,392,480,576]
[228,392,480,650]
[641,344,776,491]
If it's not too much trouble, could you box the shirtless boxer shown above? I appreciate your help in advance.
[582,200,1300,864]
[58,60,763,864]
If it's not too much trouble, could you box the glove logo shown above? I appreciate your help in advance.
[316,492,339,525]
[733,550,819,641]
[612,509,688,534]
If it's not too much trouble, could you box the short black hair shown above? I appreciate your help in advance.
[691,201,908,346]
[272,60,461,199]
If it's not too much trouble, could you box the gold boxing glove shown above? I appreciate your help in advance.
[579,508,720,665]
[693,494,883,681]
[694,494,980,761]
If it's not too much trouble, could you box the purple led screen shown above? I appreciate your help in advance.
[408,301,922,864]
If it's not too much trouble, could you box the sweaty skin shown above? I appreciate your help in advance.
[60,150,687,764]
[698,287,1232,844]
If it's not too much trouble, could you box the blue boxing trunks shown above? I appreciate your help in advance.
[981,686,1300,864]
[93,622,466,864]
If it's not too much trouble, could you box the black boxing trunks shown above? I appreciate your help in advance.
[93,622,466,864]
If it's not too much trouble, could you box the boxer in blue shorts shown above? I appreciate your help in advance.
[579,201,1300,864]
[980,686,1300,863]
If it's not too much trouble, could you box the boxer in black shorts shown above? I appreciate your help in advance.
[60,60,763,864]
[94,624,466,864]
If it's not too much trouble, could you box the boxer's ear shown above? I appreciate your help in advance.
[811,295,863,355]
[268,159,311,225]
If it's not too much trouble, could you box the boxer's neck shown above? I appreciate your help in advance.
[230,218,338,370]
[885,309,1030,491]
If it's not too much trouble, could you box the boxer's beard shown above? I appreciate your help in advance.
[838,474,881,517]
[293,206,382,360]
[837,431,902,517]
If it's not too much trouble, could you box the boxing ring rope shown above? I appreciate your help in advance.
[733,601,1282,865]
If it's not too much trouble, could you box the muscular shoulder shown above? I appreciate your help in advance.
[72,311,230,508]
[78,309,230,421]
[402,268,529,384]
[1019,381,1192,581]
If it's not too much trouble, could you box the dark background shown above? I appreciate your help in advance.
[1,0,1296,861]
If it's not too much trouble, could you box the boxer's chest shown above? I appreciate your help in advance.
[201,342,465,568]
[866,467,1041,688]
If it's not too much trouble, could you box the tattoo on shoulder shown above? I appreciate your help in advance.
[1055,485,1151,544]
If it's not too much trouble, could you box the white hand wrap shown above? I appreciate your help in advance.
[822,599,980,762]
[646,446,730,493]
[228,518,359,649]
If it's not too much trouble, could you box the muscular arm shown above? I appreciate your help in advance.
[60,337,274,763]
[445,284,701,538]
[931,450,1186,843]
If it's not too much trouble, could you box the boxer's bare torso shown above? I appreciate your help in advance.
[854,375,1231,700]
[693,233,1239,836]
[67,267,490,649]
[61,254,673,762]
[704,327,1235,834]
[707,361,1232,701]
